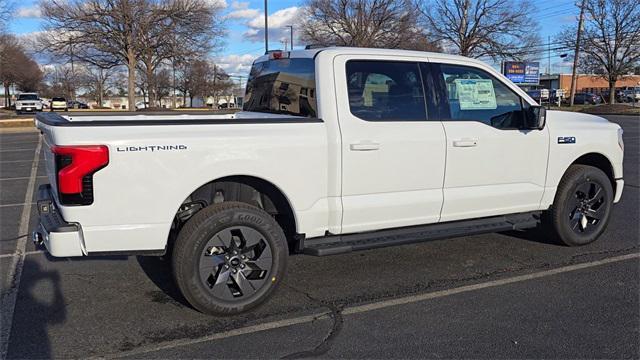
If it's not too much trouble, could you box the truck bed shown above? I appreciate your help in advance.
[35,111,322,126]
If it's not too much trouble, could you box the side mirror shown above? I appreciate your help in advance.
[524,105,546,130]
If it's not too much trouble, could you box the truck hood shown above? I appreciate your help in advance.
[546,110,619,131]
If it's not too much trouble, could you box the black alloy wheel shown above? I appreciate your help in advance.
[548,165,613,246]
[198,226,272,301]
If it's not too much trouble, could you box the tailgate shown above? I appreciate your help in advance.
[37,124,59,197]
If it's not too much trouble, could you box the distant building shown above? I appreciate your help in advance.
[539,74,640,94]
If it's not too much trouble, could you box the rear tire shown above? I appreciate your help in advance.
[547,165,613,246]
[172,202,288,315]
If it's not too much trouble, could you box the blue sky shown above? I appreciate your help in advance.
[8,0,581,76]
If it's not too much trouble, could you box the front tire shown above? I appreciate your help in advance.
[547,165,613,246]
[172,202,288,315]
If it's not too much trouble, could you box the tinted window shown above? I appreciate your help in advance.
[18,94,38,100]
[346,61,426,121]
[52,97,66,101]
[439,64,524,129]
[243,58,317,117]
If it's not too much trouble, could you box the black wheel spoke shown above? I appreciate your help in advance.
[575,182,591,199]
[570,213,581,230]
[211,270,234,301]
[238,227,265,248]
[586,205,604,221]
[211,231,232,249]
[246,256,272,271]
[231,271,256,296]
[587,185,602,202]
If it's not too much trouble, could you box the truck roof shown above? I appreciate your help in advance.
[253,47,484,66]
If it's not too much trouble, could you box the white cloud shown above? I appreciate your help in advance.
[231,1,249,10]
[227,8,260,20]
[215,53,257,76]
[206,0,228,10]
[243,6,302,46]
[16,7,42,18]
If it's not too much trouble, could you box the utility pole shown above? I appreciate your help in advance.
[282,38,289,51]
[264,0,268,53]
[569,0,586,107]
[547,35,551,75]
[286,25,293,50]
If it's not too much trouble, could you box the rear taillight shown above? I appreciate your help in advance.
[51,145,109,205]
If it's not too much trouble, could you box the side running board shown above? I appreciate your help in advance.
[302,212,541,256]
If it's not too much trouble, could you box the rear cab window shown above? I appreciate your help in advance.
[243,57,317,117]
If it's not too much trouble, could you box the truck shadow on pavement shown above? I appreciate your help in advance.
[136,255,192,309]
[7,259,65,360]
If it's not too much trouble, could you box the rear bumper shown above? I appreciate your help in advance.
[32,184,85,257]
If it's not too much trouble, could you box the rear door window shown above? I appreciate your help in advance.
[346,61,427,121]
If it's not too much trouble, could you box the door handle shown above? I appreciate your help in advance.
[350,141,380,151]
[452,138,478,147]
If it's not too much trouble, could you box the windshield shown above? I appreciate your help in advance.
[243,58,317,117]
[18,94,38,100]
[52,97,66,101]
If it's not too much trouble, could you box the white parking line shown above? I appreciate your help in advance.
[101,252,639,359]
[0,250,45,259]
[0,148,38,153]
[0,159,42,164]
[0,202,36,208]
[0,176,47,182]
[0,137,41,359]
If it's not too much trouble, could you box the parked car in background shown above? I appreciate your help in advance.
[526,89,549,103]
[50,97,68,111]
[68,100,89,109]
[135,101,149,110]
[622,89,640,102]
[15,93,43,114]
[570,92,601,105]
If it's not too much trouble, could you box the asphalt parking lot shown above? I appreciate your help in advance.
[0,115,638,359]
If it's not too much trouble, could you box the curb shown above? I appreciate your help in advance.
[0,119,35,128]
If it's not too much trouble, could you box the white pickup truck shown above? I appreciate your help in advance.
[34,48,624,315]
[15,92,43,114]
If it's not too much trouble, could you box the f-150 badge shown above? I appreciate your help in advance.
[558,137,576,144]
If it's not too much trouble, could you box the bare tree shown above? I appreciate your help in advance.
[41,0,225,110]
[300,0,438,50]
[1,34,43,107]
[0,0,15,33]
[419,0,540,59]
[557,0,639,104]
[43,64,77,99]
[79,65,118,107]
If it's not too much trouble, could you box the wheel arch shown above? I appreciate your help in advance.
[170,175,299,249]
[569,152,616,192]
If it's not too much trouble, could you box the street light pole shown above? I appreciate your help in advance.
[264,0,268,53]
[569,0,586,107]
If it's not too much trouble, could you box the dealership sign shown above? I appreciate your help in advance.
[503,61,540,85]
